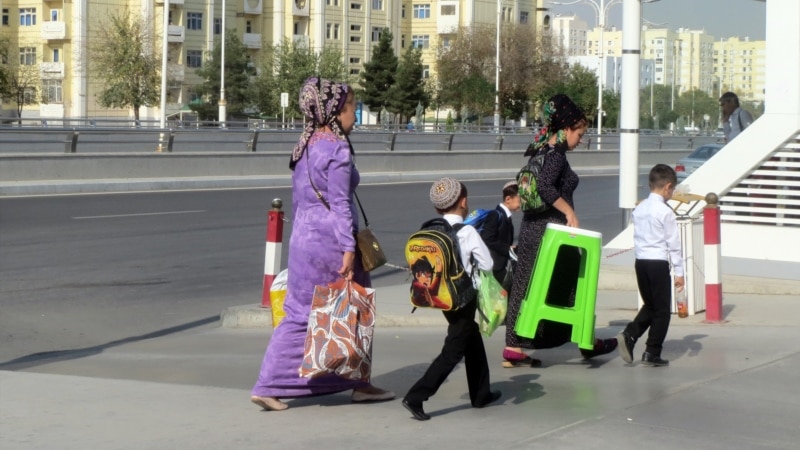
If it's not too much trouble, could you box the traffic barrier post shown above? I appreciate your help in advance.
[703,192,723,322]
[261,198,285,308]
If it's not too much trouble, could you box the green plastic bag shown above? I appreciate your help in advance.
[477,270,508,336]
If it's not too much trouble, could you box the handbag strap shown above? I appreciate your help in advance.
[305,149,370,227]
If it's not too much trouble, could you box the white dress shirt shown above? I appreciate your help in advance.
[442,213,494,282]
[631,193,685,277]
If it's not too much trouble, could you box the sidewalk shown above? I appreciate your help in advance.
[2,284,799,449]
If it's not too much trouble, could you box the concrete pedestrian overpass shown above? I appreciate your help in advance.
[607,0,800,264]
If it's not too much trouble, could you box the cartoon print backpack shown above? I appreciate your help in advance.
[463,208,503,235]
[516,145,555,214]
[405,218,477,312]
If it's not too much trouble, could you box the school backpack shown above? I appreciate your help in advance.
[405,218,477,312]
[463,208,503,234]
[516,145,556,214]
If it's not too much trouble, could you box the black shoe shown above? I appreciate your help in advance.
[641,352,669,367]
[580,338,619,360]
[473,390,502,408]
[402,399,430,421]
[616,331,636,364]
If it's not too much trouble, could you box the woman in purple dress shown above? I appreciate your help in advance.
[502,94,618,367]
[250,77,394,411]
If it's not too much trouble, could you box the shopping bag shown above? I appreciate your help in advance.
[299,278,375,381]
[269,269,289,328]
[477,270,508,337]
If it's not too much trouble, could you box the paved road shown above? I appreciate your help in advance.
[0,177,641,363]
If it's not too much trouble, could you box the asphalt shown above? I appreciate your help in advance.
[2,255,799,449]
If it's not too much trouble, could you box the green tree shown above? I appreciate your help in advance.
[539,63,598,122]
[90,10,160,121]
[0,33,11,100]
[386,45,427,123]
[253,40,349,118]
[192,30,255,121]
[675,89,716,131]
[359,28,397,121]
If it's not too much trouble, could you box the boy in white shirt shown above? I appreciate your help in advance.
[402,177,501,420]
[617,164,685,367]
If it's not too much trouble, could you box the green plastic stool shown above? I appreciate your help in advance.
[514,223,602,350]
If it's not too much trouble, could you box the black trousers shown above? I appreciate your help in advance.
[624,259,672,356]
[404,301,492,407]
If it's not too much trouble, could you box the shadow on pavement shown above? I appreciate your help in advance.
[0,315,219,371]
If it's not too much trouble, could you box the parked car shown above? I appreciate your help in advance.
[675,143,724,182]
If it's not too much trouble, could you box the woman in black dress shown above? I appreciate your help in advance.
[503,94,618,367]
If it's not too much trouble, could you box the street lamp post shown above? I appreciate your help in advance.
[494,0,501,134]
[218,0,227,127]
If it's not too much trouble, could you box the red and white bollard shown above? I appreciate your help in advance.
[261,198,284,308]
[703,193,723,322]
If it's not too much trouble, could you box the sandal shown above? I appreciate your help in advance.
[251,395,289,411]
[501,348,542,368]
[580,338,619,360]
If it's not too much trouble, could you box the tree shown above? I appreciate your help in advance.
[359,28,398,120]
[193,30,255,121]
[386,45,428,123]
[0,33,11,100]
[90,9,160,121]
[435,24,568,123]
[252,40,348,118]
[540,63,598,122]
[0,35,41,124]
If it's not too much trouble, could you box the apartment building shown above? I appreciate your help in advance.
[550,14,588,56]
[0,0,546,121]
[713,36,766,105]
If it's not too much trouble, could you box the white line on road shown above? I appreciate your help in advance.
[72,210,207,220]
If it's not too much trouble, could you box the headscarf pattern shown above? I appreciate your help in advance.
[525,94,586,156]
[290,76,352,170]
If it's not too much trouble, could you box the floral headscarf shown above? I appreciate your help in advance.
[289,77,352,170]
[525,94,587,156]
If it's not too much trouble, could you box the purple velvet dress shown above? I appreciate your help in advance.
[251,131,371,398]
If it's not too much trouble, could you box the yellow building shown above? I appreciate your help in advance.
[713,36,765,105]
[0,0,544,121]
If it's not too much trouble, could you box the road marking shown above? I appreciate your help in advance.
[72,210,206,219]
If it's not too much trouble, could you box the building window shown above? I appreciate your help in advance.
[372,27,381,42]
[520,11,528,24]
[42,80,63,104]
[351,24,361,31]
[422,65,430,79]
[187,50,203,68]
[441,5,455,15]
[350,34,361,42]
[413,4,430,19]
[187,12,202,30]
[23,87,36,104]
[401,34,405,48]
[51,9,60,21]
[402,5,405,18]
[326,23,332,39]
[349,57,360,64]
[53,49,60,62]
[411,35,429,49]
[334,24,340,39]
[350,68,360,75]
[19,47,36,65]
[2,8,9,26]
[351,2,362,10]
[19,7,36,26]
[214,18,221,34]
[372,0,383,10]
[326,0,340,5]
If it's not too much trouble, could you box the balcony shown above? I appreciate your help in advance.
[155,0,184,4]
[41,21,67,40]
[437,1,460,34]
[243,33,262,49]
[40,62,65,79]
[40,104,65,118]
[244,0,263,15]
[167,63,185,82]
[293,35,309,47]
[167,25,185,43]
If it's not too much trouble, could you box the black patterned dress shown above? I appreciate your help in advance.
[505,142,581,349]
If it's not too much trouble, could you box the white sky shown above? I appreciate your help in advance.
[549,0,767,41]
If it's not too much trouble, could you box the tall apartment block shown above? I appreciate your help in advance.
[0,0,547,121]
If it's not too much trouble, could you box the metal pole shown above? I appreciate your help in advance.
[218,0,227,127]
[597,0,604,150]
[494,0,501,134]
[619,0,641,219]
[158,0,169,151]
